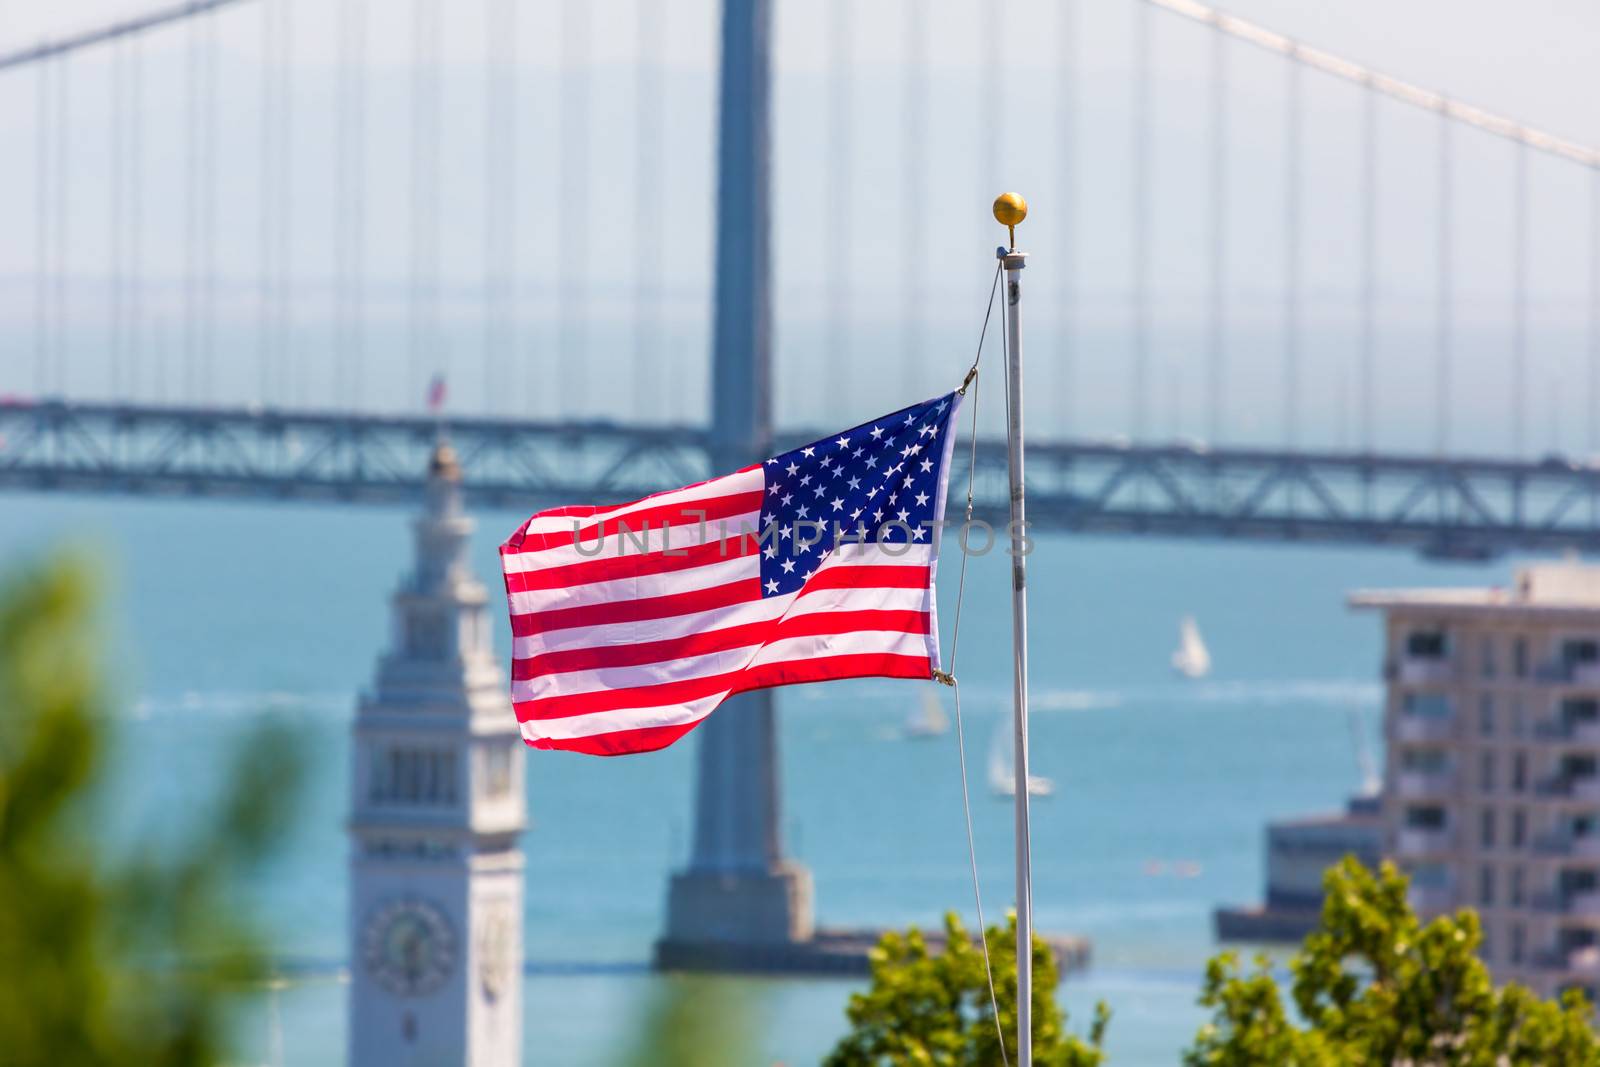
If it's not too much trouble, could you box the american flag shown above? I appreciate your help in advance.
[499,389,964,755]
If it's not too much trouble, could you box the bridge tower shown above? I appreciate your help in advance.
[348,442,527,1066]
[656,0,815,965]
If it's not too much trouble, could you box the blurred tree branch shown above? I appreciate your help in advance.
[0,555,303,1067]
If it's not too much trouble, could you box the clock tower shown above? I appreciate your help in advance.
[348,441,526,1067]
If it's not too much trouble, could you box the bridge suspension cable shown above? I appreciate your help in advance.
[0,0,254,73]
[1592,169,1600,456]
[1056,0,1077,437]
[53,55,69,397]
[826,0,852,402]
[131,34,145,402]
[1512,139,1529,457]
[1206,17,1225,446]
[631,0,664,422]
[409,0,442,411]
[483,0,515,417]
[558,0,590,418]
[110,38,125,400]
[902,0,928,399]
[1435,109,1452,455]
[1148,0,1600,170]
[1359,81,1376,454]
[34,58,52,396]
[1132,0,1150,441]
[1283,55,1301,448]
[336,0,367,411]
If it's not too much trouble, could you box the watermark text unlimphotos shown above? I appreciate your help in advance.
[568,511,1034,558]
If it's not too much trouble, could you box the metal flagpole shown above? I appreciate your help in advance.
[994,191,1032,1067]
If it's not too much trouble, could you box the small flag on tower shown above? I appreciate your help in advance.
[499,390,964,755]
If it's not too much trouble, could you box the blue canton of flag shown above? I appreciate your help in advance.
[757,390,962,597]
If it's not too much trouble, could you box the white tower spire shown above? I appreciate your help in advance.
[348,441,526,1067]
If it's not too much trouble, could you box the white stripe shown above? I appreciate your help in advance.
[511,588,792,659]
[511,641,761,703]
[745,628,929,669]
[782,582,929,620]
[514,468,762,540]
[523,691,723,743]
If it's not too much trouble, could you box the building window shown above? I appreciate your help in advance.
[1563,638,1600,668]
[1512,809,1526,849]
[1480,808,1496,849]
[1514,637,1528,679]
[1404,692,1452,718]
[1479,865,1495,906]
[1407,806,1447,830]
[1564,754,1599,782]
[1511,868,1525,908]
[1481,635,1497,679]
[1480,750,1495,792]
[1402,748,1449,773]
[1407,630,1448,658]
[1511,923,1525,964]
[1479,695,1495,737]
[373,746,457,805]
[1513,751,1527,792]
[1563,698,1600,727]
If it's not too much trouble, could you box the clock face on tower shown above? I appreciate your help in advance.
[362,898,458,997]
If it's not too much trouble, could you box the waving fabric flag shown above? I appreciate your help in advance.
[499,390,964,755]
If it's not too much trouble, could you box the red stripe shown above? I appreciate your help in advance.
[509,577,759,638]
[801,563,930,593]
[503,534,758,594]
[513,609,931,679]
[729,651,932,697]
[519,652,932,756]
[506,490,764,555]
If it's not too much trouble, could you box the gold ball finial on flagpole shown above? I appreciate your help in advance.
[992,192,1027,250]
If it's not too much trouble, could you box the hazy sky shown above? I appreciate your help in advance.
[0,0,1596,453]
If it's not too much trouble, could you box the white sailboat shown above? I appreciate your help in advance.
[1171,615,1212,679]
[989,718,1054,797]
[904,688,950,739]
[1349,705,1381,797]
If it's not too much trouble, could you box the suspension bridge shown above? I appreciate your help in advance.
[5,0,1600,978]
[1,0,1598,563]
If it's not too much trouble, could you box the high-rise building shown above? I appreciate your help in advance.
[347,442,526,1066]
[1354,562,1600,1001]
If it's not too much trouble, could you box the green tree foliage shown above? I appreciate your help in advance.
[825,911,1109,1066]
[613,974,758,1067]
[1186,856,1600,1066]
[0,557,302,1067]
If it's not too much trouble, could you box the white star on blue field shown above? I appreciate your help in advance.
[754,391,959,597]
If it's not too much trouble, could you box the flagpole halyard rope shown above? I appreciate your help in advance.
[942,258,1010,1067]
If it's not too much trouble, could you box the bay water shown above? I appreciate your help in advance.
[3,493,1505,1064]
